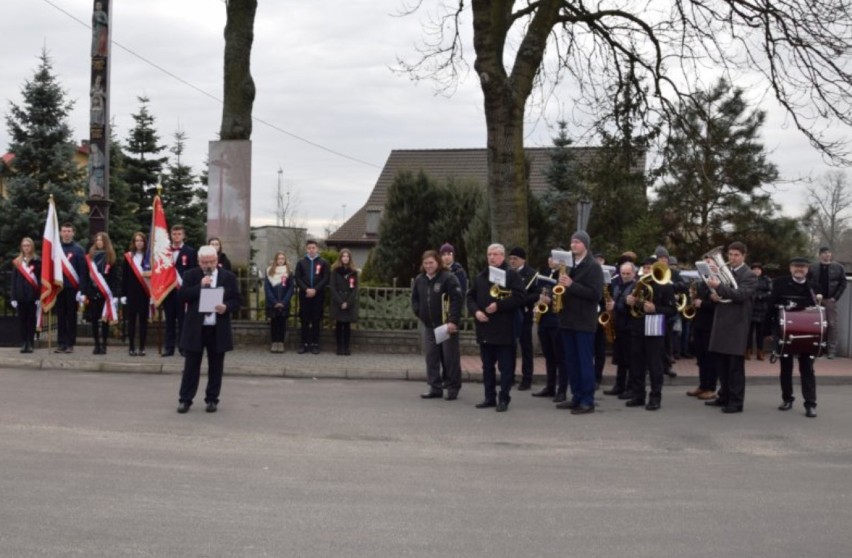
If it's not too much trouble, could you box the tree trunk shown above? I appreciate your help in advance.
[220,0,257,140]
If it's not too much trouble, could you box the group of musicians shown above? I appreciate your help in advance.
[428,233,843,418]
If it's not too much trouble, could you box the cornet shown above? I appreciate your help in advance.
[489,284,512,300]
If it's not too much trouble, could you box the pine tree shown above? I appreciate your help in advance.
[0,50,86,260]
[540,121,582,248]
[161,130,206,248]
[122,96,167,233]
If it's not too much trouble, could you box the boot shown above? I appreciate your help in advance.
[93,324,102,354]
[745,348,752,360]
[101,323,109,355]
[343,326,351,355]
[756,349,764,361]
[335,326,343,355]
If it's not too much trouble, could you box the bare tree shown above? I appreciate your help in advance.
[400,1,852,248]
[807,170,852,250]
[221,0,257,140]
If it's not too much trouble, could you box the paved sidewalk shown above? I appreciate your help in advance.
[2,344,849,385]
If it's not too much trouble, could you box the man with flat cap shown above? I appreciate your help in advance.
[809,246,846,359]
[769,257,822,417]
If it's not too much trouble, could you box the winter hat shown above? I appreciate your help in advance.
[571,230,591,251]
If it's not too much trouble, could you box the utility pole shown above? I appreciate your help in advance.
[276,166,284,227]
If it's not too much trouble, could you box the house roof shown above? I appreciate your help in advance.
[327,147,641,246]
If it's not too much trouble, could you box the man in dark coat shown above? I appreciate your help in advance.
[809,246,847,359]
[705,241,757,413]
[770,257,821,418]
[467,244,525,412]
[162,224,197,357]
[55,223,88,354]
[555,231,604,415]
[508,246,540,391]
[602,261,637,397]
[176,245,242,414]
[294,239,330,354]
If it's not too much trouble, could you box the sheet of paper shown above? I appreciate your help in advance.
[488,266,506,287]
[550,249,575,267]
[199,287,224,313]
[434,323,451,344]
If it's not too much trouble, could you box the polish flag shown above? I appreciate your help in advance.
[149,194,177,306]
[39,196,64,312]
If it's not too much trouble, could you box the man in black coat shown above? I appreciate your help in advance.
[162,225,197,357]
[176,245,242,414]
[294,239,330,354]
[508,246,540,391]
[55,223,88,354]
[467,244,525,412]
[770,257,821,418]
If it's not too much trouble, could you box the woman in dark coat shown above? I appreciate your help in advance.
[330,248,359,355]
[264,251,294,353]
[121,232,151,356]
[208,237,232,271]
[84,232,119,355]
[746,263,772,360]
[10,237,41,353]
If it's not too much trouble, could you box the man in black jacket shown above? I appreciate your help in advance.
[467,244,525,412]
[508,246,540,390]
[176,245,242,414]
[412,250,464,400]
[771,257,822,417]
[294,239,330,354]
[162,225,197,357]
[810,246,847,359]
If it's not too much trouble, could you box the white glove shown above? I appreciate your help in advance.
[112,297,119,305]
[120,297,127,305]
[75,292,84,304]
[10,300,18,309]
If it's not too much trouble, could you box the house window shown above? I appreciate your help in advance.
[365,209,381,236]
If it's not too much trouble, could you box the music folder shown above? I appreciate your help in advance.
[199,287,224,313]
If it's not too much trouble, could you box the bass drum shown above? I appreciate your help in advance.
[776,307,826,358]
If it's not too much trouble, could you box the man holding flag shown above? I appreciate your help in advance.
[54,222,87,353]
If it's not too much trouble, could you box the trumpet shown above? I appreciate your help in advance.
[489,284,512,300]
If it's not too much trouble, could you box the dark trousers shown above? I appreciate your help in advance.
[421,323,462,394]
[746,320,766,351]
[299,294,324,345]
[480,343,515,404]
[163,290,185,352]
[126,305,148,351]
[270,315,288,343]
[680,320,693,356]
[693,328,717,391]
[91,321,109,349]
[561,329,596,406]
[537,325,566,394]
[628,334,665,402]
[335,321,352,352]
[594,324,606,384]
[612,329,632,391]
[55,288,78,348]
[518,311,534,381]
[780,355,816,408]
[179,326,225,404]
[715,352,746,408]
[18,300,37,346]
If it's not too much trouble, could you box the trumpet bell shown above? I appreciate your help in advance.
[489,284,511,299]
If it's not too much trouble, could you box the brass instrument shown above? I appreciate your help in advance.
[599,284,615,343]
[699,246,737,303]
[441,293,450,323]
[533,301,549,324]
[629,261,670,318]
[489,284,512,300]
[552,264,566,313]
[681,283,697,320]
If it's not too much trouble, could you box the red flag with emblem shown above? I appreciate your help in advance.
[149,194,177,306]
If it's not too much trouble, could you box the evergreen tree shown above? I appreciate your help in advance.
[427,178,483,274]
[161,130,206,248]
[654,78,780,264]
[122,96,167,233]
[105,125,137,253]
[539,121,582,248]
[0,50,85,260]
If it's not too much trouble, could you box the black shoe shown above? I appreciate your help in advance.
[805,406,817,418]
[664,369,677,378]
[721,406,743,414]
[444,392,458,401]
[552,393,567,403]
[420,390,442,399]
[517,380,532,391]
[475,400,496,409]
[603,386,624,396]
[705,398,726,407]
[625,398,645,407]
[531,388,555,398]
[556,399,578,410]
[179,349,186,357]
[162,349,175,357]
[129,349,137,356]
[311,344,320,355]
[138,350,146,357]
[297,344,307,354]
[54,346,67,354]
[177,401,191,414]
[645,401,661,411]
[205,402,218,413]
[20,344,27,353]
[617,391,635,400]
[496,401,509,412]
[778,400,794,411]
[571,404,595,415]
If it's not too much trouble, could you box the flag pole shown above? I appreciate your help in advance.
[154,181,164,356]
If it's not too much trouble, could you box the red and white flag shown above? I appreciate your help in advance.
[149,194,177,306]
[40,196,64,312]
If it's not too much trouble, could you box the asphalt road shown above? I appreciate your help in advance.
[1,368,850,557]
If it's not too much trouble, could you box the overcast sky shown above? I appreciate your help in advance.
[1,0,842,238]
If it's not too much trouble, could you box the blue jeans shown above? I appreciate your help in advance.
[560,329,596,406]
[479,343,516,404]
